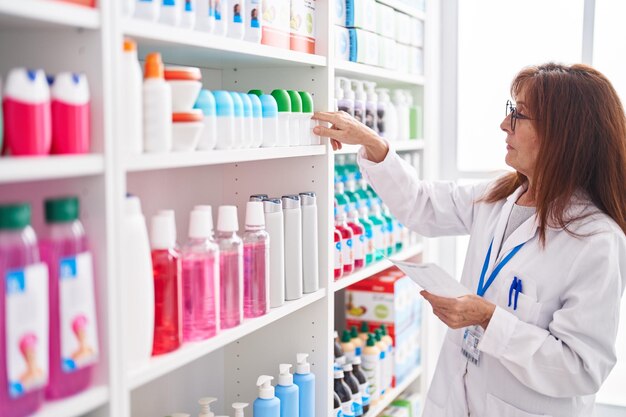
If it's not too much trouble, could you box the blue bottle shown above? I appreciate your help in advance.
[294,353,315,417]
[253,375,280,417]
[275,364,299,417]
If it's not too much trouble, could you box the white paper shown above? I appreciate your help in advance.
[388,260,472,298]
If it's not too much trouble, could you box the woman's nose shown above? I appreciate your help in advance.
[501,115,512,133]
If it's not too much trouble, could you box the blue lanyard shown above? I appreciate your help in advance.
[477,239,526,297]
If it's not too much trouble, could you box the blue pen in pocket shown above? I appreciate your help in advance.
[508,276,523,310]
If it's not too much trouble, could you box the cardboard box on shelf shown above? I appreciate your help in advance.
[290,0,316,53]
[262,0,291,49]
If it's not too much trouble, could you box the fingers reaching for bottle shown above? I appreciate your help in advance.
[312,111,380,147]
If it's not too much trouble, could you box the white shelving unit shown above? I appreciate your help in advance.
[364,367,423,417]
[0,0,439,415]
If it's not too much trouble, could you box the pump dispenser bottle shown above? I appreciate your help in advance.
[275,364,299,417]
[198,396,217,417]
[243,202,269,318]
[282,195,303,300]
[336,78,354,116]
[299,192,318,293]
[254,375,280,417]
[263,198,284,308]
[216,206,243,329]
[232,402,249,416]
[364,82,378,133]
[293,353,315,417]
[352,80,366,124]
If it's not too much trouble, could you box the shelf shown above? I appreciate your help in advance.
[128,288,327,389]
[335,140,425,155]
[335,61,424,87]
[366,366,422,417]
[0,0,99,30]
[333,243,424,292]
[32,386,109,417]
[0,154,105,184]
[125,145,327,172]
[376,0,425,19]
[124,18,327,69]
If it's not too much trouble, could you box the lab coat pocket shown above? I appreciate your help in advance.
[505,291,542,324]
[485,393,553,417]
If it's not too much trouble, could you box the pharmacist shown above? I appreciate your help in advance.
[313,63,626,417]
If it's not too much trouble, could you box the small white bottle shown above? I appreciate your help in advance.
[213,90,235,149]
[244,0,262,42]
[232,402,249,417]
[263,198,284,308]
[298,91,317,146]
[213,0,228,36]
[239,92,254,148]
[159,0,181,26]
[352,80,366,125]
[364,81,378,133]
[287,90,302,147]
[143,53,173,153]
[259,93,278,147]
[135,0,160,21]
[376,88,397,141]
[230,92,244,149]
[198,397,217,417]
[299,192,318,294]
[194,89,217,150]
[196,0,215,33]
[228,0,245,39]
[282,195,303,301]
[180,0,196,29]
[248,93,263,148]
[393,89,409,141]
[271,90,291,147]
[122,39,143,155]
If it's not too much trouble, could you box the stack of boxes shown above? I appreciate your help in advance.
[345,267,422,386]
[334,0,424,75]
[261,0,316,54]
[381,390,422,416]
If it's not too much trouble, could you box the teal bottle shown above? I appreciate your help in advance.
[368,206,387,262]
[378,205,396,255]
[350,201,373,265]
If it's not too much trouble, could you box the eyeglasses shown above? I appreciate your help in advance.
[505,100,532,132]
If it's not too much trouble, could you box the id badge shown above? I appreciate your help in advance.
[461,325,483,366]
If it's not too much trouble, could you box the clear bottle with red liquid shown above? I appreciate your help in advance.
[335,206,354,275]
[243,202,269,319]
[216,206,243,329]
[333,229,343,281]
[345,205,365,270]
[150,214,182,355]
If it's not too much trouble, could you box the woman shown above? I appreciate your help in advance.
[313,63,626,416]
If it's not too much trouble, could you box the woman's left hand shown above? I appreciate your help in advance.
[421,291,496,330]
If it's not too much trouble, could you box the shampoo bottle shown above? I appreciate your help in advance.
[363,82,378,133]
[263,198,284,308]
[50,72,90,155]
[216,206,243,329]
[275,364,299,417]
[122,39,144,154]
[293,353,315,417]
[282,195,302,300]
[299,192,318,294]
[143,53,173,153]
[254,376,280,417]
[243,201,269,318]
[351,80,366,124]
[244,0,262,42]
[227,0,245,39]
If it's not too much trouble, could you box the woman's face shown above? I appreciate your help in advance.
[500,89,540,179]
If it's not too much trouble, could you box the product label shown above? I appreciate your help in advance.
[353,233,364,262]
[359,382,371,407]
[335,407,344,417]
[365,107,376,130]
[335,240,343,271]
[249,0,261,27]
[361,353,380,401]
[352,392,363,416]
[342,238,353,267]
[374,225,385,253]
[342,401,355,417]
[215,0,222,21]
[6,263,49,398]
[60,253,98,372]
[232,2,243,23]
[354,106,364,123]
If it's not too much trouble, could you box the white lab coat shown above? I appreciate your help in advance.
[358,145,626,417]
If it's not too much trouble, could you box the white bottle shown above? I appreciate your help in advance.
[194,89,218,150]
[239,93,254,148]
[364,81,378,134]
[160,0,181,26]
[122,195,155,369]
[196,0,215,33]
[213,90,235,149]
[339,77,355,117]
[135,0,160,21]
[259,94,278,147]
[299,192,318,294]
[213,0,228,36]
[244,0,262,42]
[228,0,245,39]
[122,39,143,155]
[232,402,248,416]
[376,88,397,141]
[230,92,244,149]
[271,90,291,147]
[248,93,263,148]
[287,90,302,147]
[180,0,196,29]
[143,52,173,153]
[393,89,409,141]
[123,0,135,17]
[263,198,284,308]
[158,209,178,247]
[198,397,217,417]
[282,195,303,301]
[351,80,366,125]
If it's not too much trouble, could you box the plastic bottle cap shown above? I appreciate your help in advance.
[151,214,175,250]
[249,194,268,202]
[350,326,359,339]
[256,375,275,399]
[44,196,79,223]
[239,92,252,117]
[298,192,316,206]
[366,334,376,347]
[230,92,243,117]
[217,205,239,232]
[342,362,353,372]
[263,198,283,214]
[123,38,137,52]
[198,397,217,417]
[245,201,265,227]
[195,90,217,116]
[144,52,165,79]
[248,89,264,96]
[125,195,142,216]
[287,90,302,113]
[232,403,249,417]
[189,209,214,239]
[281,195,300,210]
[51,72,90,104]
[172,109,204,122]
[0,203,31,230]
[295,353,310,374]
[278,363,293,386]
[360,321,369,333]
[298,91,314,113]
[164,66,202,81]
[4,68,50,102]
[213,90,235,117]
[248,93,262,118]
[259,94,278,118]
[341,330,352,343]
[352,356,362,365]
[270,89,291,112]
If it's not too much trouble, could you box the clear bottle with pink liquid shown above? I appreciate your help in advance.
[181,207,220,342]
[243,201,269,318]
[216,206,243,329]
[0,203,48,417]
[150,214,182,355]
[40,196,97,400]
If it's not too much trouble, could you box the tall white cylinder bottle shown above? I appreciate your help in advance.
[299,192,318,293]
[122,39,143,154]
[143,53,172,153]
[264,198,285,308]
[282,195,303,300]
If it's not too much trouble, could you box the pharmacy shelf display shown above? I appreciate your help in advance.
[0,0,438,416]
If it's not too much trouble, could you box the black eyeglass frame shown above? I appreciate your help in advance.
[506,100,533,132]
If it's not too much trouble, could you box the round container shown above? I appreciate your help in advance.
[172,109,204,151]
[164,66,202,112]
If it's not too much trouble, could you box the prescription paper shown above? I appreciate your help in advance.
[389,260,472,298]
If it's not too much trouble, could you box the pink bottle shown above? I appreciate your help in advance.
[150,214,182,355]
[335,207,355,275]
[0,203,48,417]
[50,73,91,155]
[40,196,97,399]
[181,207,220,342]
[2,68,51,156]
[243,201,270,319]
[216,206,243,329]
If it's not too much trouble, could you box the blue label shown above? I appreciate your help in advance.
[366,230,373,239]
[352,402,363,416]
[336,242,342,250]
[6,270,25,294]
[163,0,175,6]
[359,235,365,243]
[346,239,353,248]
[60,257,77,280]
[362,393,370,406]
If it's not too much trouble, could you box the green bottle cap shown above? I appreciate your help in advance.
[271,89,291,112]
[380,324,388,336]
[374,329,382,341]
[298,91,314,113]
[366,334,376,347]
[0,203,31,230]
[360,321,369,333]
[341,330,352,343]
[350,326,359,339]
[248,89,264,97]
[45,196,79,223]
[287,90,302,113]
